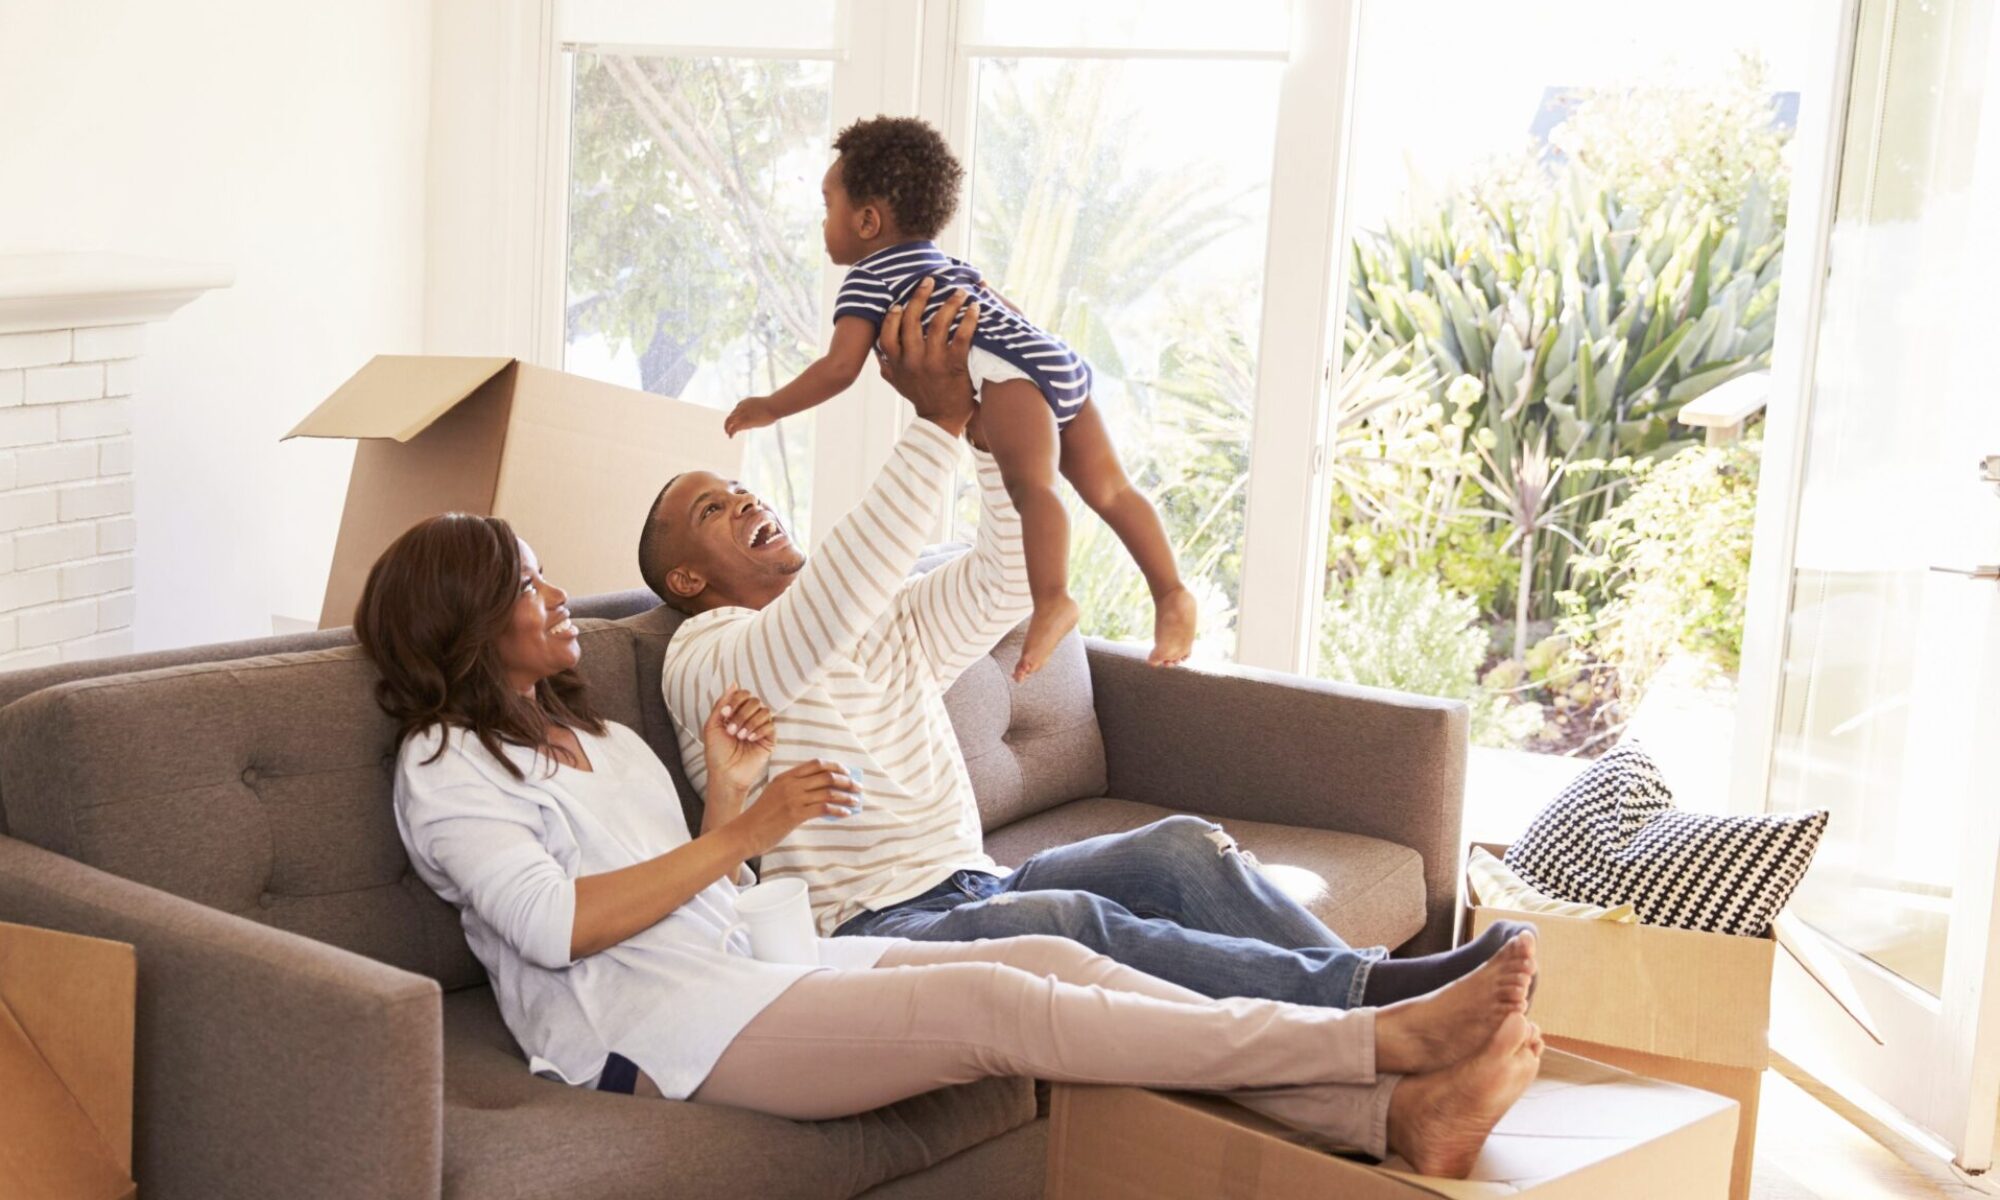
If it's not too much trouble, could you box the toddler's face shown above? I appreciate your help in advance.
[821,158,870,265]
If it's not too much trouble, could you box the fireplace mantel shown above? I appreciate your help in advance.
[0,253,234,335]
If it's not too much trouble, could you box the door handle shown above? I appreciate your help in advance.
[1931,564,2000,580]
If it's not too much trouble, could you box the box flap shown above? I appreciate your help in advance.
[487,363,741,597]
[0,923,136,1198]
[1046,1050,1736,1200]
[284,355,516,442]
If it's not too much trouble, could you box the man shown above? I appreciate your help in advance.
[640,280,1529,1008]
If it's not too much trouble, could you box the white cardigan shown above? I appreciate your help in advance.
[394,720,893,1098]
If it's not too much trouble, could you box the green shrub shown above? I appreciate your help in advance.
[1341,58,1790,652]
[1561,435,1762,699]
[1317,572,1486,700]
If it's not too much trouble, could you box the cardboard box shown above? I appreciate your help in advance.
[1463,843,1774,1200]
[286,356,740,628]
[1045,1049,1737,1199]
[0,921,138,1200]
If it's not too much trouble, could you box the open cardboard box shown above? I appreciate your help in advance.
[1461,843,1774,1200]
[0,921,138,1200]
[287,356,741,629]
[1045,1049,1737,1199]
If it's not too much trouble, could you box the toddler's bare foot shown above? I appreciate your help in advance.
[1149,586,1198,667]
[1016,594,1080,682]
[1386,1013,1543,1179]
[1373,932,1536,1075]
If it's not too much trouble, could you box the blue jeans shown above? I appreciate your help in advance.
[833,816,1384,1007]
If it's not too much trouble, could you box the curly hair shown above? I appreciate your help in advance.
[833,116,964,239]
[354,513,604,781]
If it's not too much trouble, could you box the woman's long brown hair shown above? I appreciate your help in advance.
[354,513,604,780]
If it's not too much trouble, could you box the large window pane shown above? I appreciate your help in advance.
[1318,1,1813,781]
[564,52,830,539]
[964,56,1282,659]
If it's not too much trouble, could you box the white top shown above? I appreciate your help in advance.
[393,719,894,1097]
[662,419,1034,934]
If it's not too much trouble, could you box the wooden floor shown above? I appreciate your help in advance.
[1751,1060,1999,1200]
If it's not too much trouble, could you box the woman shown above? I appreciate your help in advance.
[354,512,1543,1176]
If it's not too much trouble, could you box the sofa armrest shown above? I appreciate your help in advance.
[0,835,442,1200]
[1086,641,1467,955]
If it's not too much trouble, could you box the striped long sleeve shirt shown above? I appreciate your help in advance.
[661,418,1033,934]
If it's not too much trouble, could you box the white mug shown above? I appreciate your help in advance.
[716,876,819,966]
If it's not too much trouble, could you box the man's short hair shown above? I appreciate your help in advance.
[637,474,683,608]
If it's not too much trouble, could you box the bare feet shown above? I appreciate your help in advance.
[1372,932,1536,1075]
[1149,586,1198,667]
[1015,594,1081,682]
[1386,1013,1544,1178]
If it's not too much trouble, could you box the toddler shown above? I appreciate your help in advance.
[726,115,1196,679]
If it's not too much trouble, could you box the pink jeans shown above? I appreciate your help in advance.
[689,935,1400,1156]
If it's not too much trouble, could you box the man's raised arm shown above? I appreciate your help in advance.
[663,282,981,715]
[898,437,1031,689]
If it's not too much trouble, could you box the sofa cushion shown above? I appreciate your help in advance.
[0,621,650,991]
[983,796,1427,951]
[440,987,1035,1200]
[946,622,1107,832]
[615,593,1108,835]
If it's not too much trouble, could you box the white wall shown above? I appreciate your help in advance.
[0,0,432,646]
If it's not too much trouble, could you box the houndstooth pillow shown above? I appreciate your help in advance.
[1504,742,1827,937]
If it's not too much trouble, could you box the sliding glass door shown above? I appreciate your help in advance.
[1757,0,2000,1166]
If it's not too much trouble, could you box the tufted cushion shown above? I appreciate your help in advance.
[614,578,1107,835]
[438,987,1034,1199]
[0,621,649,991]
[984,797,1427,951]
[945,622,1106,830]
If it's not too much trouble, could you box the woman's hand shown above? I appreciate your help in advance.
[703,685,775,797]
[727,760,862,859]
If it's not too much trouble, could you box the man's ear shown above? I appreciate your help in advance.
[666,565,707,606]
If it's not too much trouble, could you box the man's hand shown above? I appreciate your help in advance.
[876,277,978,438]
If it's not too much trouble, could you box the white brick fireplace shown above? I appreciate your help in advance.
[0,254,231,667]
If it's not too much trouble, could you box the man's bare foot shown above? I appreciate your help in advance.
[1149,586,1198,667]
[1015,594,1081,682]
[1386,1013,1543,1178]
[1372,932,1536,1075]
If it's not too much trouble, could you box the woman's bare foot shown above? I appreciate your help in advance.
[1149,586,1198,666]
[1015,594,1081,681]
[1386,1014,1544,1178]
[1372,932,1536,1074]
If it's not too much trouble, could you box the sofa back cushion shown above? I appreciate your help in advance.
[615,589,1106,835]
[0,621,649,991]
[946,622,1107,830]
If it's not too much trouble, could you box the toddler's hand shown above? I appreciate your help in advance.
[725,397,776,437]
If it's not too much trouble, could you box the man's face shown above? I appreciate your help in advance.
[650,472,805,610]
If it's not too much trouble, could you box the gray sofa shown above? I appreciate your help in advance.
[0,589,1466,1200]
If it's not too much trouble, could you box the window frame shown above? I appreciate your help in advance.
[479,0,1361,672]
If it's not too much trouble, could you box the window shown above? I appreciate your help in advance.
[561,42,833,539]
[953,6,1287,660]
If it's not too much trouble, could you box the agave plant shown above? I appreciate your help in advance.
[1346,165,1785,627]
[1461,424,1618,660]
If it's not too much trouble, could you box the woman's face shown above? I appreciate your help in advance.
[496,539,579,695]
